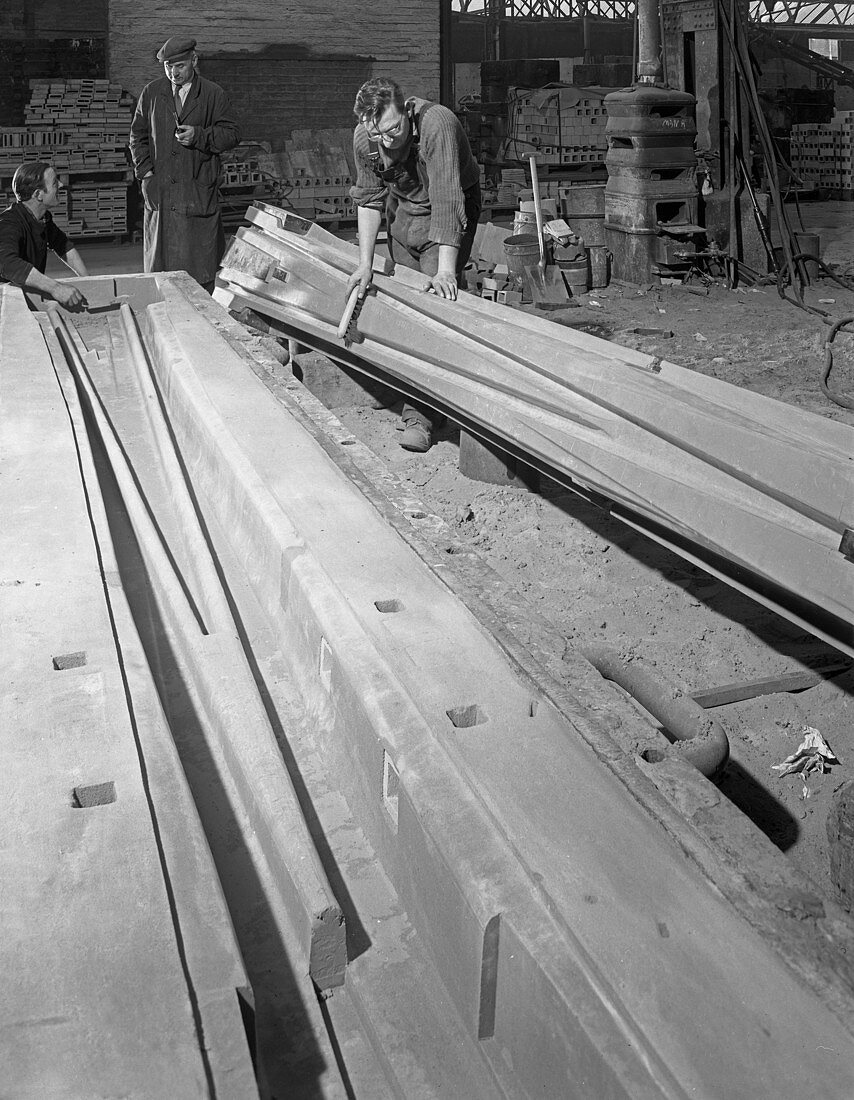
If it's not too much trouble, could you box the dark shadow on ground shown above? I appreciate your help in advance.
[718,760,801,852]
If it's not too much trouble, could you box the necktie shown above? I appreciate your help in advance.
[173,84,183,123]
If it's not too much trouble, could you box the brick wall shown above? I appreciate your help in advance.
[109,1,440,143]
[0,39,107,126]
[0,1,108,125]
[2,0,107,38]
[0,8,25,37]
[202,53,373,147]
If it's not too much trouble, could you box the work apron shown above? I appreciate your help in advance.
[369,103,481,279]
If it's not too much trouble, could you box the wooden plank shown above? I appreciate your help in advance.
[691,656,853,708]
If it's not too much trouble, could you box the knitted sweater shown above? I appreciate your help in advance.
[350,98,479,249]
[0,203,70,285]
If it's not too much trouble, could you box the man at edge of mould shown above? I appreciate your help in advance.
[0,162,89,309]
[347,76,481,453]
[129,34,239,293]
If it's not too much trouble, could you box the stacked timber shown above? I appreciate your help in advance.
[215,203,854,659]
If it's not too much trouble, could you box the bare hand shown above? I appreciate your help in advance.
[346,263,373,299]
[175,124,196,146]
[53,284,88,311]
[427,271,458,300]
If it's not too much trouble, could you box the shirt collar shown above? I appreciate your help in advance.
[18,201,46,226]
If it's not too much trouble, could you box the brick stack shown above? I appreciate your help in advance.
[790,110,854,195]
[508,86,609,167]
[65,183,129,236]
[495,167,565,207]
[222,160,266,188]
[26,80,131,173]
[0,78,134,236]
[0,128,67,175]
[279,169,355,220]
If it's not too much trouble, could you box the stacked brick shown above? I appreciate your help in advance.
[494,167,564,207]
[65,183,129,236]
[26,80,131,172]
[790,110,854,195]
[279,169,355,221]
[222,160,265,188]
[0,79,134,236]
[0,128,67,175]
[508,86,608,167]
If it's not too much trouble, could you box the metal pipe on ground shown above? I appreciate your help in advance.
[581,644,730,779]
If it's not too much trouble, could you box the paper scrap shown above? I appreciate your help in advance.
[772,726,839,790]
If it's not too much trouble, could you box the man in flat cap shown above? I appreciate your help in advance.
[129,35,239,291]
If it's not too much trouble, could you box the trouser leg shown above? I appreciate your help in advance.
[393,189,482,437]
[389,233,440,431]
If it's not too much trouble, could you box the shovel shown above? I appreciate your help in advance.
[525,154,570,307]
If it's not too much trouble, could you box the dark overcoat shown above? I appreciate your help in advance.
[129,74,239,284]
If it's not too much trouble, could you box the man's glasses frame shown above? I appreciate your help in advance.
[362,113,406,143]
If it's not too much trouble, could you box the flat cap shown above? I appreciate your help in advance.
[156,36,197,63]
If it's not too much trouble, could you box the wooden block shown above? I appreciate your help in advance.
[690,656,852,708]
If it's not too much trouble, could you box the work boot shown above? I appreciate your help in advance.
[399,419,432,452]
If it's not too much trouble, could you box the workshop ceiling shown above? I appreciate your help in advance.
[452,0,854,27]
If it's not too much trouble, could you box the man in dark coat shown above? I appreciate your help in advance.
[129,35,239,292]
[0,161,88,308]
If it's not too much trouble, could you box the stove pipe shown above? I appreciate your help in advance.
[636,0,663,84]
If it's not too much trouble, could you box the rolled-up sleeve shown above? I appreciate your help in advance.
[349,126,387,211]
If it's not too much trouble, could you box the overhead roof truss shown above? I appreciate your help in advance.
[452,0,854,27]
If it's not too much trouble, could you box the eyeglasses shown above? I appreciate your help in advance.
[363,114,406,143]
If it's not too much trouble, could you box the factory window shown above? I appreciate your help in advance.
[808,39,839,60]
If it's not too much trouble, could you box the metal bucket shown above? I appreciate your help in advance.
[504,234,541,279]
[558,258,589,297]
